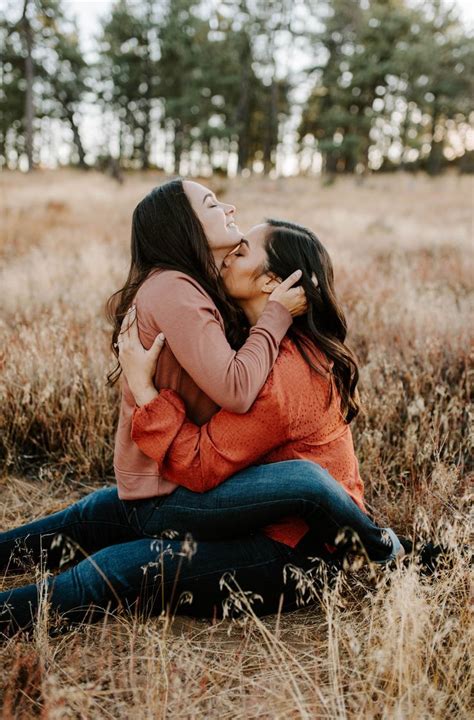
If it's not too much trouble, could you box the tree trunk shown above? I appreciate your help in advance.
[400,103,412,170]
[22,1,34,171]
[263,79,278,174]
[426,104,444,175]
[173,124,184,174]
[0,133,6,168]
[324,152,338,174]
[237,132,249,174]
[234,58,250,174]
[68,111,86,167]
[140,102,151,170]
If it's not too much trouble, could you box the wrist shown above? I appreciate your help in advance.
[133,385,159,407]
[265,299,293,324]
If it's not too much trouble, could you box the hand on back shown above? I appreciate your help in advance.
[116,306,164,406]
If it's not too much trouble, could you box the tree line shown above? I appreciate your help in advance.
[1,0,473,175]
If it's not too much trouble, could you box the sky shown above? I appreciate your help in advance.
[63,0,474,48]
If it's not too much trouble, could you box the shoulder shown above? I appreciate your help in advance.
[134,269,223,335]
[272,337,331,390]
[136,270,221,323]
[137,269,214,304]
[274,337,309,372]
[261,338,307,394]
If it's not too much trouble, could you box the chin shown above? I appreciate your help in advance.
[227,227,243,241]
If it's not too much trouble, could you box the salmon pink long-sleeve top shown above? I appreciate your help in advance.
[114,269,293,500]
[131,338,366,548]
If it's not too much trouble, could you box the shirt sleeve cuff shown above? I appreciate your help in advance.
[132,389,185,428]
[254,300,292,339]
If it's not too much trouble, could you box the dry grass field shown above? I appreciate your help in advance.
[0,169,472,718]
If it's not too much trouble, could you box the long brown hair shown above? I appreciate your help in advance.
[265,219,360,422]
[106,178,246,385]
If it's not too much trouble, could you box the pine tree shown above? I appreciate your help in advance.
[97,0,160,168]
[0,0,88,169]
[299,0,474,174]
[399,0,474,173]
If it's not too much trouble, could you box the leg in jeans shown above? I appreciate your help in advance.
[0,533,310,636]
[1,460,396,576]
[129,460,396,562]
[0,487,147,573]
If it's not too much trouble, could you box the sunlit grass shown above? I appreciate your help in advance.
[0,169,472,718]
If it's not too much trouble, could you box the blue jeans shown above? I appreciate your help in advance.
[0,533,316,634]
[0,460,394,634]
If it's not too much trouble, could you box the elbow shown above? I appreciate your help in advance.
[220,397,253,414]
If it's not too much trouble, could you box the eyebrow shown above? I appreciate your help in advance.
[226,238,249,258]
[202,192,215,204]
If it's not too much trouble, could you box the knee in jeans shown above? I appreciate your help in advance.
[85,544,153,597]
[292,461,333,500]
[296,460,328,495]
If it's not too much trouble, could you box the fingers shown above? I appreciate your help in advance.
[277,269,302,291]
[286,286,308,317]
[117,305,137,351]
[119,305,138,340]
[151,332,166,353]
[285,286,306,299]
[119,305,135,336]
[146,332,166,361]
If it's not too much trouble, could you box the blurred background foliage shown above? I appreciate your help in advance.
[1,0,473,176]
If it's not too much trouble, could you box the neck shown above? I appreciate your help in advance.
[239,296,269,327]
[212,247,228,271]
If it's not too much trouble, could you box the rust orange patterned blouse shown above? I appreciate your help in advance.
[131,337,366,548]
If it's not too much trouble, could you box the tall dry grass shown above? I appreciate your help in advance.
[0,170,472,718]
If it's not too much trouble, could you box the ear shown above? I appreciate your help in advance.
[261,275,282,295]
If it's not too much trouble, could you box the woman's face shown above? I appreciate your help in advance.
[183,180,243,250]
[220,223,277,301]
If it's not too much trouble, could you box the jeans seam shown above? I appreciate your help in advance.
[158,499,315,513]
[158,553,289,586]
[155,498,386,557]
[0,519,141,546]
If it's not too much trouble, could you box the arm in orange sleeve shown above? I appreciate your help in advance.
[130,371,291,493]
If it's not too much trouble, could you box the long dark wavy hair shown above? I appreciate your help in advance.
[106,178,247,385]
[264,219,360,422]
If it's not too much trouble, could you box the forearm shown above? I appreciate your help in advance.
[131,390,188,469]
[131,384,288,493]
[131,391,230,492]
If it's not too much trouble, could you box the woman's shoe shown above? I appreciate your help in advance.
[389,537,459,575]
[373,527,405,565]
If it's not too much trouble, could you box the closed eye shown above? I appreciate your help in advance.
[235,240,249,256]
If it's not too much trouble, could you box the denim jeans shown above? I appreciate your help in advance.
[0,460,394,634]
[0,532,321,634]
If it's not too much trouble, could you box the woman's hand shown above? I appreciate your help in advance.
[269,270,308,317]
[116,306,165,406]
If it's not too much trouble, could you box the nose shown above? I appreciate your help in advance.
[222,252,238,269]
[224,202,236,215]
